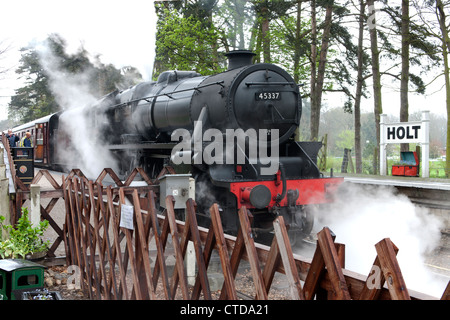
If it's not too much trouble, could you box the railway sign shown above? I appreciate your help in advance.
[380,111,430,177]
[384,123,422,143]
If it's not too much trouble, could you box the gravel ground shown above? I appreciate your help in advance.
[43,260,293,300]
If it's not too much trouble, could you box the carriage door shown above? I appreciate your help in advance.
[34,123,46,163]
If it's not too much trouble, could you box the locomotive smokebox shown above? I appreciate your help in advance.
[225,50,256,70]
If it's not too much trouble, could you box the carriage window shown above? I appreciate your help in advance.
[36,127,43,145]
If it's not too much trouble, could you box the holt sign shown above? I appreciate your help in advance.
[380,111,430,177]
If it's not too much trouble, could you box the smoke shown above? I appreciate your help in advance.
[311,182,447,298]
[36,42,119,178]
[195,178,219,214]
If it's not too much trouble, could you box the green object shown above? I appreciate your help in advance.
[0,207,49,259]
[399,151,418,165]
[0,259,45,300]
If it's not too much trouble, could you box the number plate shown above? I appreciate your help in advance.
[255,92,281,101]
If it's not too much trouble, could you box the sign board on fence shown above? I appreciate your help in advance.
[380,111,430,177]
[120,204,134,230]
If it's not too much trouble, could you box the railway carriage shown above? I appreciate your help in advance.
[11,113,60,168]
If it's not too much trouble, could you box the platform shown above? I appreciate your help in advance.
[334,173,450,230]
[338,173,450,191]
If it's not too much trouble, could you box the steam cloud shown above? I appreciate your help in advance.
[36,42,119,178]
[312,183,447,298]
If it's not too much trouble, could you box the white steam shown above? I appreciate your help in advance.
[313,183,447,298]
[36,43,118,177]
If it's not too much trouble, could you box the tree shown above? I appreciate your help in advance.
[310,0,334,141]
[400,0,410,152]
[0,40,12,78]
[218,0,253,50]
[353,0,369,173]
[435,0,450,176]
[367,0,383,174]
[412,0,450,176]
[308,0,361,141]
[9,34,131,123]
[336,129,355,151]
[153,4,226,78]
[9,45,57,122]
[382,1,440,152]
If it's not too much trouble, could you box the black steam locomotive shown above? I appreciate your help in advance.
[12,50,342,241]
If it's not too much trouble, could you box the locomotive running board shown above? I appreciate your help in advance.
[107,142,177,150]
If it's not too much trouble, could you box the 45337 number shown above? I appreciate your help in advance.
[255,92,281,101]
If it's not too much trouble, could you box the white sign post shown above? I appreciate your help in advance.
[380,110,430,177]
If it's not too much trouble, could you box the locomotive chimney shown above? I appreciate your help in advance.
[225,50,256,70]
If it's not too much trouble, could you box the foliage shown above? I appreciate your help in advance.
[0,207,49,259]
[153,6,227,78]
[336,129,355,151]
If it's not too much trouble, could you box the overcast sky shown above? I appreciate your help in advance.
[0,0,447,123]
[0,0,157,120]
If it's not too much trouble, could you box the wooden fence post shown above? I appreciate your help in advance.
[375,238,410,300]
[359,242,399,300]
[165,195,190,299]
[272,216,305,300]
[29,184,41,228]
[0,171,9,240]
[441,281,450,300]
[186,241,196,285]
[218,207,251,300]
[238,206,268,300]
[0,152,10,240]
[303,227,350,300]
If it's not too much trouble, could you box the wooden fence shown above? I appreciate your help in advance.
[63,172,449,300]
[3,135,449,300]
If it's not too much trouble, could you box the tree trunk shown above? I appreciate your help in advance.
[261,5,271,63]
[354,0,365,174]
[436,0,450,177]
[310,0,317,141]
[310,0,333,141]
[294,0,302,141]
[293,0,302,84]
[400,0,410,152]
[367,0,383,174]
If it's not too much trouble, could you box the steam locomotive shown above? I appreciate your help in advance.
[11,50,343,242]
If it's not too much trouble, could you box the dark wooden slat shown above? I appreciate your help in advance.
[375,238,410,300]
[359,242,399,300]
[132,189,156,299]
[238,206,268,300]
[272,216,304,300]
[106,186,129,300]
[118,188,142,300]
[165,195,190,299]
[186,199,211,300]
[441,281,450,300]
[147,192,171,299]
[209,203,237,300]
[316,227,350,300]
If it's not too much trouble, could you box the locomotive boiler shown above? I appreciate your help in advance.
[22,50,343,242]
